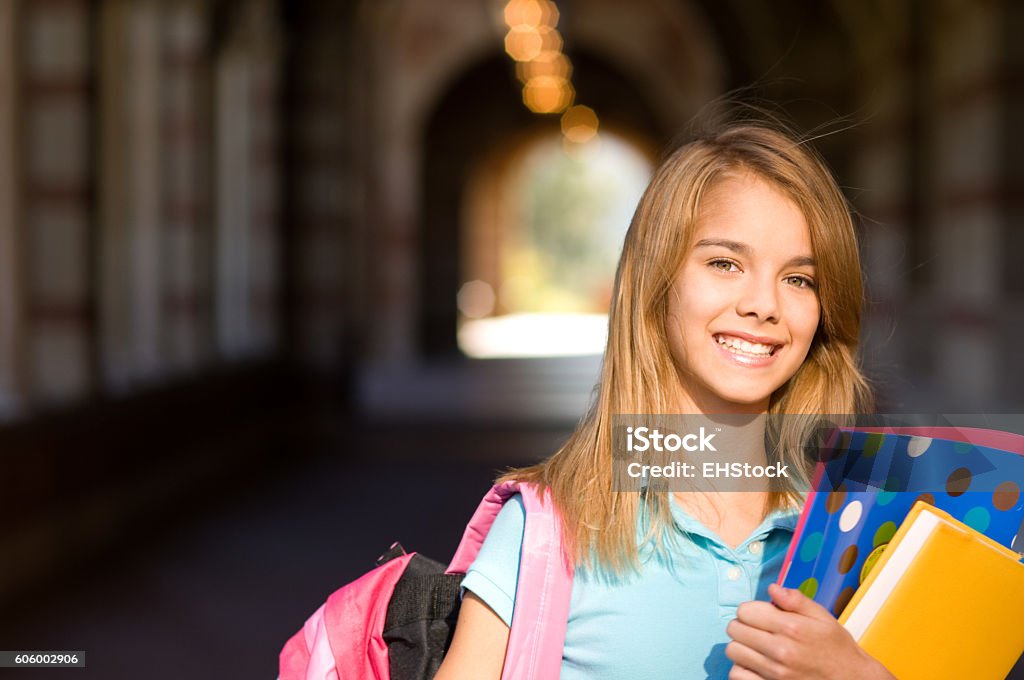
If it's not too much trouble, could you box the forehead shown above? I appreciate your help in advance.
[693,173,812,253]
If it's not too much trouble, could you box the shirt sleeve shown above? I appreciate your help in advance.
[460,493,526,627]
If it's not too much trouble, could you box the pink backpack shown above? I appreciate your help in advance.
[279,481,574,679]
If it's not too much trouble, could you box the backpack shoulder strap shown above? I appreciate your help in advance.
[447,481,573,680]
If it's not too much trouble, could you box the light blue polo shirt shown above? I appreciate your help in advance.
[462,494,799,679]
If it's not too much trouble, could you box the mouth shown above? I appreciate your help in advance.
[713,333,782,358]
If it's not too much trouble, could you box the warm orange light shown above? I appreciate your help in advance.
[504,0,559,28]
[505,25,561,63]
[505,1,572,116]
[523,75,574,114]
[561,105,599,143]
[515,51,572,83]
[539,26,563,53]
[504,26,543,61]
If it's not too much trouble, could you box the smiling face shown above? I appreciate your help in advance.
[665,172,821,414]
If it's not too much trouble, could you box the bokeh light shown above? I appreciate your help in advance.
[516,51,572,84]
[456,280,497,319]
[503,0,559,29]
[560,105,599,144]
[523,75,574,114]
[504,25,543,62]
[504,25,562,63]
[503,2,598,146]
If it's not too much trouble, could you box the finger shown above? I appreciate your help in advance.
[734,600,806,636]
[767,583,834,622]
[734,600,784,629]
[734,602,813,646]
[725,640,779,679]
[728,661,765,680]
[726,618,778,657]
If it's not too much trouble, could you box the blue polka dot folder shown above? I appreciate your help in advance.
[778,427,1024,617]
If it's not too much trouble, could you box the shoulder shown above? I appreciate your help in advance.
[475,492,527,566]
[461,493,527,627]
[492,492,526,533]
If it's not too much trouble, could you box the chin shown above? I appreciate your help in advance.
[707,386,774,410]
[720,372,797,402]
[723,396,773,410]
[718,378,780,401]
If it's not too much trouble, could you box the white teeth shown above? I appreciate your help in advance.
[715,335,774,357]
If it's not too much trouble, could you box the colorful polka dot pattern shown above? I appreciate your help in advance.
[798,577,818,599]
[799,532,824,562]
[782,430,1024,616]
[833,586,856,617]
[873,521,897,547]
[860,544,888,584]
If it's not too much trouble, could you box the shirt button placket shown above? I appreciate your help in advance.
[718,558,748,617]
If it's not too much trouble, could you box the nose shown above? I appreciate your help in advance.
[735,274,780,323]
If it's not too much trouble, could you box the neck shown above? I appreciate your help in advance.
[675,412,772,496]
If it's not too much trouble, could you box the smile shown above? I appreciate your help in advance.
[713,334,780,358]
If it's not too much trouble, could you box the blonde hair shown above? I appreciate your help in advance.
[501,122,873,573]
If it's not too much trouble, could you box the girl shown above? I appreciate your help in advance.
[436,123,895,679]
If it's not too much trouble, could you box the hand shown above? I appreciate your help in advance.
[724,583,896,680]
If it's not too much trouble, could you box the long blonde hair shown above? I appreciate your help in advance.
[501,122,873,573]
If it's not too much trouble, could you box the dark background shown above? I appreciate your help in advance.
[0,0,1022,677]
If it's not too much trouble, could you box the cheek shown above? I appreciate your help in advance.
[666,286,712,358]
[674,280,726,325]
[675,298,717,344]
[793,302,821,348]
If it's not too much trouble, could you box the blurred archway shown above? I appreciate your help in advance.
[420,50,667,358]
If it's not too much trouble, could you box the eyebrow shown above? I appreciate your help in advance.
[693,238,816,268]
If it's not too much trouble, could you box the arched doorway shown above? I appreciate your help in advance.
[420,50,665,359]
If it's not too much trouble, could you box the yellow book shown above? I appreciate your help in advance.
[838,501,1024,680]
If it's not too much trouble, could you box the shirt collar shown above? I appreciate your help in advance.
[668,496,801,547]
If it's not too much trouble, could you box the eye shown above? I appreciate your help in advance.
[784,274,816,289]
[709,258,740,273]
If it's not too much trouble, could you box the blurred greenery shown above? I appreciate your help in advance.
[501,136,650,314]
